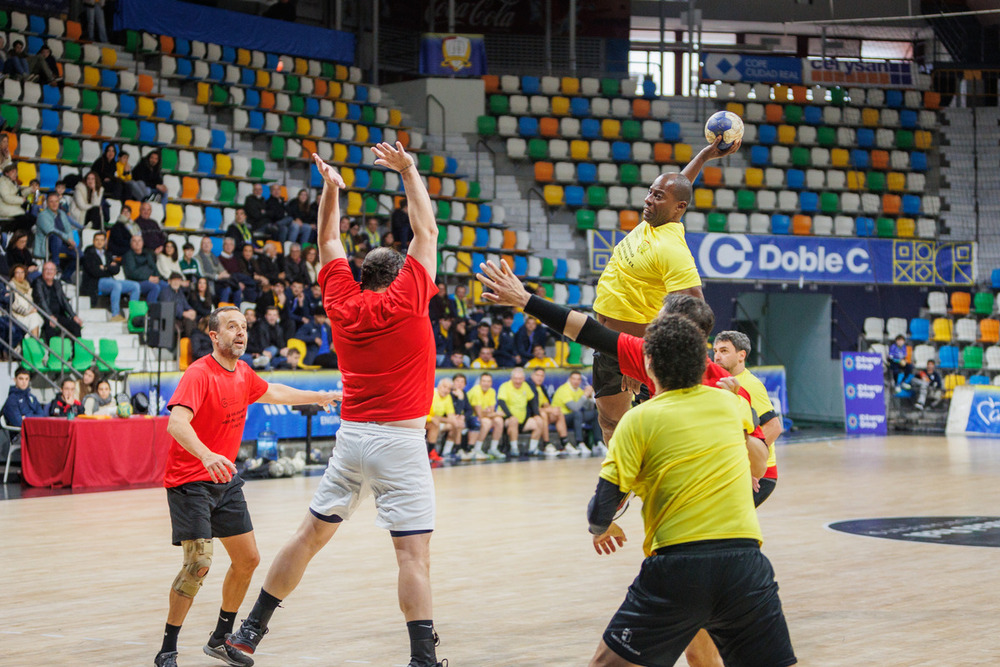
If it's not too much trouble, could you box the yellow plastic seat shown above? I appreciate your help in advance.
[334,101,348,119]
[40,136,60,160]
[674,144,692,163]
[915,130,932,149]
[744,168,764,188]
[346,191,362,215]
[551,96,570,116]
[465,203,478,222]
[460,226,476,246]
[175,125,192,146]
[335,64,348,81]
[725,102,745,116]
[896,218,915,237]
[164,203,184,228]
[236,48,251,66]
[136,97,155,118]
[388,109,402,126]
[846,171,865,189]
[100,47,117,67]
[431,155,445,174]
[777,124,796,144]
[454,180,469,199]
[570,140,589,160]
[543,184,564,206]
[332,143,348,163]
[286,338,321,369]
[214,153,232,176]
[601,119,621,139]
[196,82,210,105]
[256,70,270,89]
[887,172,906,191]
[944,374,966,399]
[17,161,36,185]
[932,317,953,342]
[355,125,369,143]
[861,108,879,127]
[694,188,714,209]
[340,167,355,188]
[294,57,308,75]
[455,251,473,275]
[83,66,100,87]
[295,117,311,137]
[831,148,850,168]
[327,81,342,99]
[560,77,580,95]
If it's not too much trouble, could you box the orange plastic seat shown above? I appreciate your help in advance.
[924,91,941,110]
[81,114,100,136]
[882,194,901,215]
[619,210,640,231]
[631,99,650,119]
[792,214,812,235]
[502,230,517,249]
[870,150,889,170]
[65,20,82,40]
[397,130,410,148]
[160,36,175,55]
[137,74,155,95]
[765,104,783,123]
[653,143,672,163]
[951,291,971,315]
[979,318,1000,344]
[539,117,559,137]
[313,79,327,98]
[534,161,554,183]
[124,200,141,219]
[427,177,441,195]
[181,176,199,200]
[259,91,275,110]
[702,166,722,187]
[301,139,318,157]
[792,85,808,103]
[483,75,500,93]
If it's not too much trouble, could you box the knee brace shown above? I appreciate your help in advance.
[171,538,213,598]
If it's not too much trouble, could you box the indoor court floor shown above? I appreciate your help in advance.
[2,433,999,666]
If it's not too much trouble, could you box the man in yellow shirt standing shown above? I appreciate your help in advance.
[496,367,545,457]
[591,138,739,444]
[466,373,504,460]
[713,330,783,507]
[552,370,599,456]
[426,377,463,463]
[586,314,795,667]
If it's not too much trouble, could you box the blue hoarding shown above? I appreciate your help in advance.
[701,53,802,85]
[946,385,1000,435]
[842,353,887,436]
[420,34,487,77]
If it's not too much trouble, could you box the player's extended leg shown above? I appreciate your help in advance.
[589,639,642,667]
[166,538,213,626]
[684,629,724,667]
[596,392,632,443]
[392,532,441,667]
[203,532,259,665]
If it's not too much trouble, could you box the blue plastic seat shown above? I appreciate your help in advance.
[471,252,486,270]
[243,88,259,108]
[758,125,777,145]
[518,116,539,137]
[310,163,322,188]
[247,111,264,130]
[347,145,363,164]
[938,345,959,369]
[555,259,568,279]
[325,121,340,139]
[27,36,43,54]
[567,284,581,306]
[368,126,383,144]
[570,97,590,116]
[353,169,370,189]
[221,46,236,63]
[513,255,528,276]
[208,63,225,82]
[786,169,805,189]
[855,216,875,236]
[478,204,492,223]
[799,191,819,213]
[565,185,585,206]
[886,90,903,108]
[902,194,921,215]
[139,121,157,143]
[804,106,822,125]
[444,157,458,174]
[910,152,928,171]
[197,152,214,174]
[100,69,117,89]
[355,86,369,103]
[770,214,791,234]
[576,162,596,184]
[241,68,256,86]
[203,207,222,231]
[611,142,631,161]
[969,375,990,386]
[29,15,46,34]
[154,99,172,120]
[42,85,61,107]
[304,98,319,117]
[118,95,136,116]
[900,109,917,129]
[909,317,930,342]
[522,76,540,94]
[850,149,869,169]
[38,163,59,189]
[750,145,770,166]
[346,104,361,121]
[176,58,192,78]
[580,118,600,138]
[661,122,681,142]
[856,128,874,148]
[175,38,191,56]
[41,109,60,133]
[265,53,279,70]
[993,269,1000,289]
[474,228,489,247]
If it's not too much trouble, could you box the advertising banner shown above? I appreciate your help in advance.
[841,352,887,436]
[803,58,927,89]
[946,385,1000,435]
[751,366,788,423]
[701,53,802,84]
[420,34,487,77]
[589,230,976,287]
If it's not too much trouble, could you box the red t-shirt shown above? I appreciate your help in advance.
[164,355,269,488]
[320,255,436,422]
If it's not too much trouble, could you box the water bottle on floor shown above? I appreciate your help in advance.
[257,421,278,461]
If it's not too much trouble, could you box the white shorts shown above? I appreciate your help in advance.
[309,420,435,534]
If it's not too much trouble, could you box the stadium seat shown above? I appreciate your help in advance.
[909,318,930,342]
[932,318,953,342]
[927,291,948,315]
[939,346,959,370]
[987,346,1000,370]
[955,318,978,343]
[962,346,983,370]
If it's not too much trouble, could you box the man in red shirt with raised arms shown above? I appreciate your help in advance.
[229,142,445,667]
[154,306,339,667]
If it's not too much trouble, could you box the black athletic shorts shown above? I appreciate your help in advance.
[166,476,254,546]
[754,477,777,508]
[593,351,625,398]
[603,539,796,667]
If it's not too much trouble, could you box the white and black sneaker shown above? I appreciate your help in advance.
[154,652,178,667]
[205,633,254,666]
[226,619,267,656]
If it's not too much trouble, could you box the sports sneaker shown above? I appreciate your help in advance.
[593,442,609,457]
[543,443,559,456]
[226,619,267,656]
[428,449,443,462]
[408,660,448,667]
[109,314,126,323]
[471,449,489,461]
[154,652,178,667]
[457,449,472,461]
[487,448,505,460]
[205,633,254,666]
[563,443,579,456]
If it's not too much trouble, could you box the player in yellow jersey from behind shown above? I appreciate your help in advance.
[585,314,795,667]
[591,137,740,444]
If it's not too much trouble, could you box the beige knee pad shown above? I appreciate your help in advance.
[171,538,213,598]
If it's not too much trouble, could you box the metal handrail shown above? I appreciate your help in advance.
[526,187,551,248]
[474,138,497,200]
[0,302,63,393]
[426,93,446,139]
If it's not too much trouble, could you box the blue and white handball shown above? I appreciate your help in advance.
[704,111,744,150]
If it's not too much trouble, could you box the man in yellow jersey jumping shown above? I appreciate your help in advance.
[713,330,783,507]
[585,314,795,667]
[591,137,739,444]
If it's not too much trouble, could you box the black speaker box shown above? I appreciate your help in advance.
[146,301,177,350]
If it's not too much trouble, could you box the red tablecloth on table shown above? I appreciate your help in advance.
[21,416,171,489]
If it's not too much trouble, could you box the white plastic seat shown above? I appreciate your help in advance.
[917,218,937,238]
[591,98,610,117]
[596,209,618,230]
[548,139,569,159]
[764,168,784,188]
[798,126,817,145]
[956,318,978,343]
[986,346,1000,371]
[632,142,652,162]
[906,173,926,193]
[805,169,825,189]
[715,188,736,209]
[842,107,861,126]
[559,118,580,138]
[880,109,900,127]
[733,83,751,101]
[608,186,629,208]
[540,76,560,95]
[500,75,519,92]
[715,83,733,99]
[21,82,41,105]
[650,100,670,118]
[749,213,770,233]
[529,96,549,115]
[823,106,842,125]
[728,212,749,232]
[833,215,855,236]
[864,317,885,341]
[684,211,706,231]
[641,120,661,140]
[640,164,660,183]
[630,186,647,208]
[506,138,526,159]
[886,318,908,340]
[597,163,618,185]
[918,110,937,129]
[927,291,948,315]
[509,95,528,115]
[723,167,743,186]
[756,190,777,212]
[837,127,855,147]
[811,148,830,166]
[752,83,772,101]
[867,89,885,107]
[745,103,765,123]
[826,170,846,190]
[914,344,936,368]
[890,151,909,170]
[590,141,610,161]
[770,146,790,166]
[840,192,861,214]
[554,162,575,182]
[861,193,881,214]
[611,98,631,118]
[497,116,517,137]
[777,190,798,212]
[848,88,866,106]
[199,179,219,202]
[875,128,894,149]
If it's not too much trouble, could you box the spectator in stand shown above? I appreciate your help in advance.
[426,377,462,461]
[348,249,366,282]
[449,373,475,458]
[265,184,307,244]
[189,276,215,320]
[472,346,497,369]
[108,204,140,258]
[158,272,198,338]
[28,44,60,85]
[552,370,598,455]
[381,230,396,249]
[8,265,43,337]
[7,230,39,280]
[77,366,98,402]
[514,316,549,361]
[285,188,316,244]
[442,351,467,369]
[81,231,140,323]
[122,234,162,302]
[525,344,557,368]
[285,280,312,337]
[50,378,84,417]
[470,320,491,357]
[434,314,454,364]
[178,243,200,284]
[70,171,106,230]
[390,197,411,249]
[84,0,108,43]
[497,367,547,457]
[489,319,520,367]
[913,360,944,410]
[156,240,186,285]
[428,280,448,323]
[449,283,470,320]
[116,151,134,195]
[363,218,381,248]
[244,307,257,329]
[22,178,42,217]
[129,150,167,202]
[466,372,504,460]
[196,237,241,305]
[91,143,124,200]
[219,236,258,303]
[302,245,320,284]
[887,334,913,387]
[247,305,289,369]
[54,181,73,212]
[256,277,288,324]
[226,207,256,251]
[189,316,214,361]
[273,347,303,370]
[3,367,46,429]
[35,194,81,276]
[450,318,470,359]
[3,40,29,80]
[528,367,568,455]
[254,242,282,284]
[33,261,83,338]
[244,182,269,233]
[0,163,32,232]
[83,380,117,416]
[0,134,12,171]
[135,201,166,252]
[294,306,331,366]
[339,216,358,255]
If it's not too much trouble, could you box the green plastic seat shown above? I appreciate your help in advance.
[816,126,836,147]
[43,337,72,373]
[600,78,619,97]
[61,138,81,163]
[963,346,984,370]
[791,146,810,168]
[620,163,639,185]
[369,170,385,191]
[364,196,378,214]
[876,217,895,237]
[321,62,335,78]
[284,74,300,92]
[544,283,554,299]
[436,224,449,246]
[269,136,286,160]
[477,115,497,136]
[436,200,451,219]
[566,341,583,365]
[119,118,138,141]
[895,130,914,150]
[211,84,229,105]
[784,105,803,124]
[488,94,509,115]
[820,192,839,214]
[541,257,556,277]
[361,106,375,124]
[127,301,149,334]
[576,209,595,230]
[867,171,886,192]
[73,339,96,372]
[586,186,607,207]
[289,95,305,116]
[707,212,728,232]
[63,41,81,63]
[21,337,46,372]
[279,115,295,134]
[621,120,641,141]
[0,12,8,30]
[417,153,433,172]
[468,181,481,199]
[0,105,19,129]
[830,87,846,106]
[125,30,140,53]
[218,180,237,204]
[249,158,266,179]
[736,189,756,211]
[527,138,548,160]
[160,148,178,172]
[974,292,994,316]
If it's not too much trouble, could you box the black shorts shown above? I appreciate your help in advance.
[603,539,796,667]
[754,477,777,508]
[593,351,625,398]
[166,476,254,546]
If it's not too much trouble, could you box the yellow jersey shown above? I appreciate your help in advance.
[467,385,497,414]
[600,384,761,556]
[593,221,702,324]
[497,380,535,423]
[552,382,584,415]
[471,358,499,369]
[428,391,455,419]
[735,368,778,471]
[525,357,558,368]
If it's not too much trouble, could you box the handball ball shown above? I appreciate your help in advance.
[116,401,133,418]
[704,111,744,151]
[276,60,284,72]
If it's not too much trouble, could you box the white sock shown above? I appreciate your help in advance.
[528,438,539,452]
[442,441,455,456]
[472,440,484,453]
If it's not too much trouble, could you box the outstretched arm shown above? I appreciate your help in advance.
[681,135,741,186]
[258,384,341,408]
[372,141,437,278]
[312,153,347,267]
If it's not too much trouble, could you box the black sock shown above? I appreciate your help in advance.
[248,588,282,629]
[210,608,237,643]
[407,620,437,664]
[160,623,181,655]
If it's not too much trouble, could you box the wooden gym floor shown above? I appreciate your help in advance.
[1,434,999,666]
